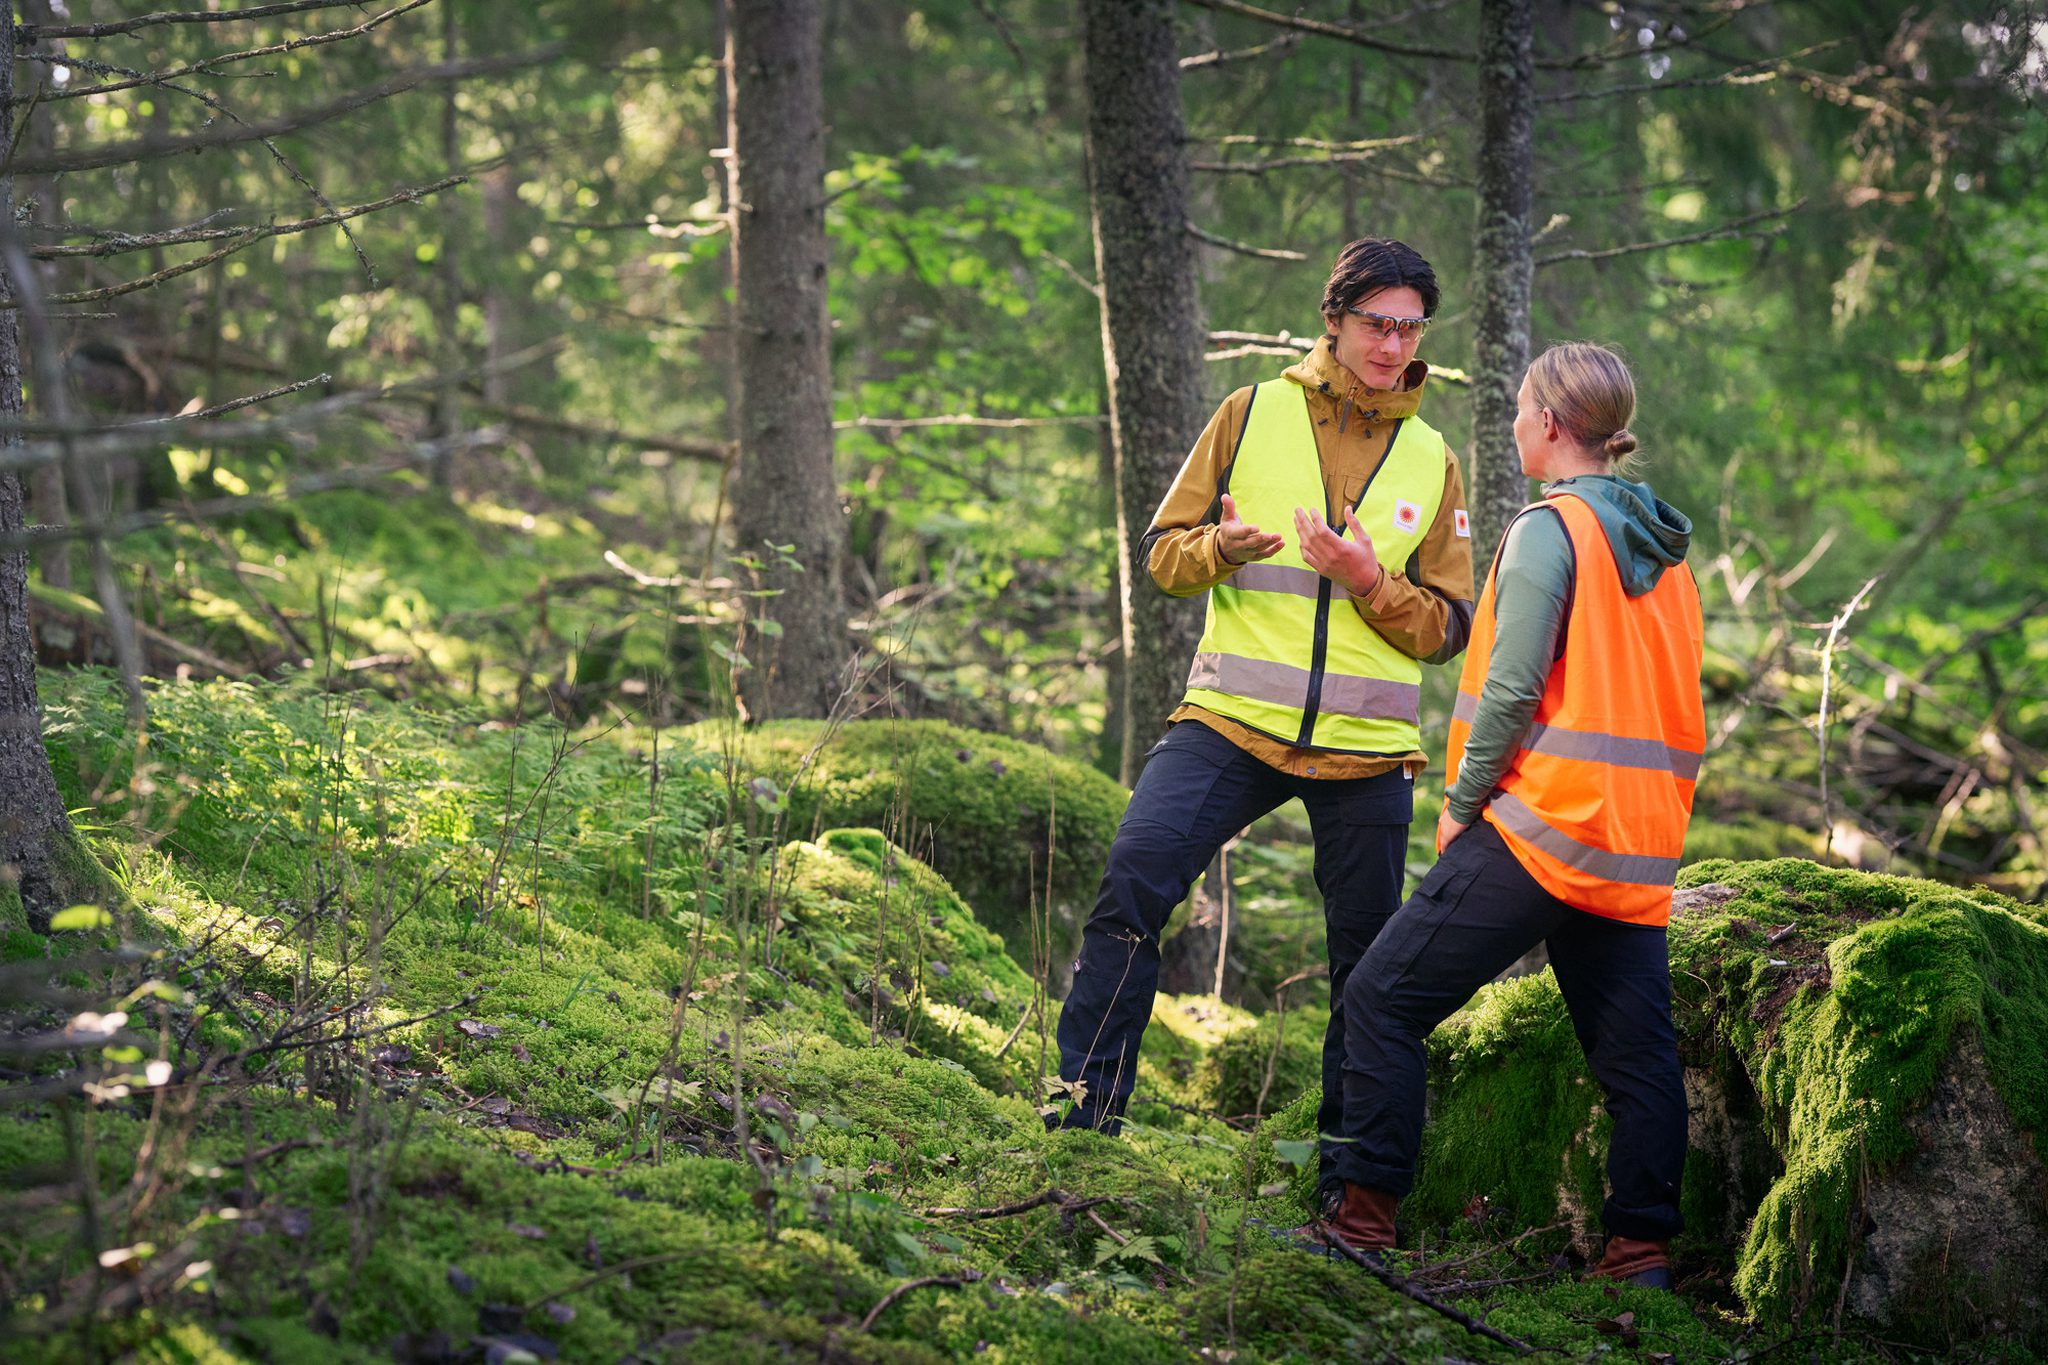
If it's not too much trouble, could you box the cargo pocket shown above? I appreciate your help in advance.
[1367,855,1482,986]
[1126,724,1233,837]
[1336,768,1414,830]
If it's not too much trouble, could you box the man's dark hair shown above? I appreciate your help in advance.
[1320,237,1440,319]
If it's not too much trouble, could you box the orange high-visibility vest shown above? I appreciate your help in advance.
[1444,491,1705,926]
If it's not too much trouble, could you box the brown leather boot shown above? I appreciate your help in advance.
[1274,1182,1398,1262]
[1589,1235,1674,1290]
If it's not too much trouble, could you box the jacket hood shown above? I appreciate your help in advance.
[1282,335,1430,421]
[1547,473,1691,597]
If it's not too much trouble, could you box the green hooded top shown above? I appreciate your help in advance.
[1443,473,1694,826]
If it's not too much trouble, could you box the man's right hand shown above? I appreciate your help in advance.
[1216,493,1285,566]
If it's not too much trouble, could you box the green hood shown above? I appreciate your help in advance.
[1546,473,1692,598]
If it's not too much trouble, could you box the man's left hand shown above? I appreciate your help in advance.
[1437,809,1470,849]
[1294,506,1382,598]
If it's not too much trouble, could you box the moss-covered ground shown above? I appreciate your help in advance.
[3,673,2043,1360]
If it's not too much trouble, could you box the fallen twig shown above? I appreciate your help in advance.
[858,1269,982,1332]
[1325,1237,1537,1355]
[922,1187,1118,1220]
[220,1136,329,1169]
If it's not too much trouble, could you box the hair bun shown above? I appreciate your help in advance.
[1604,428,1638,458]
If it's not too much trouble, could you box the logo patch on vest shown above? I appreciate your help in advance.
[1393,499,1422,533]
[1453,508,1471,538]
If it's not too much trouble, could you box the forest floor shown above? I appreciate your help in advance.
[3,671,2045,1363]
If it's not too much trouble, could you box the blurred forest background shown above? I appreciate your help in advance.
[8,0,2045,905]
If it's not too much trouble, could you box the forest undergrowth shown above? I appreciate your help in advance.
[2,671,2044,1363]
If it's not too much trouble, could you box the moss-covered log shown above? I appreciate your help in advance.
[683,719,1130,960]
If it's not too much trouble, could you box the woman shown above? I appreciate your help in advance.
[1298,342,1705,1290]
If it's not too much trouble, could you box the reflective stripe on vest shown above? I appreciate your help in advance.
[1445,491,1705,925]
[1488,792,1684,886]
[1182,378,1448,754]
[1450,693,1703,781]
[1189,650,1422,726]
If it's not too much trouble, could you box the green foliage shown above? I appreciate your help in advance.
[683,718,1129,953]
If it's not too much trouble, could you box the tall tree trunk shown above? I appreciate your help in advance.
[17,0,69,589]
[725,0,851,721]
[1342,0,1364,240]
[432,0,464,487]
[0,8,81,932]
[1469,0,1537,565]
[1080,0,1208,782]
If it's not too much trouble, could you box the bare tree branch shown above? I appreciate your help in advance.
[19,0,383,43]
[835,413,1105,431]
[469,399,730,460]
[1180,32,1300,70]
[25,173,464,270]
[1193,155,1467,187]
[1,428,507,553]
[1190,130,1432,152]
[1180,0,1470,63]
[0,337,565,474]
[1182,0,1739,70]
[1534,201,1802,266]
[28,0,436,105]
[1540,41,1846,105]
[8,50,562,176]
[1187,223,1305,261]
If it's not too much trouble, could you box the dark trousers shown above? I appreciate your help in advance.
[1334,817,1687,1240]
[1052,720,1411,1198]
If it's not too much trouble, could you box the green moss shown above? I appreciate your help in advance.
[1198,1003,1323,1121]
[681,718,1128,952]
[1409,970,1607,1239]
[20,676,2048,1357]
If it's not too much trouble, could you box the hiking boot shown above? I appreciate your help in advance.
[1589,1235,1674,1290]
[1271,1182,1398,1263]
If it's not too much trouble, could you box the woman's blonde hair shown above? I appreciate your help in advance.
[1528,342,1640,472]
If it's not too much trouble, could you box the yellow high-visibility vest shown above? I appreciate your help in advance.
[1182,378,1447,754]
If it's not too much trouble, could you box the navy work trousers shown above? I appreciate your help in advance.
[1051,719,1411,1199]
[1334,817,1687,1240]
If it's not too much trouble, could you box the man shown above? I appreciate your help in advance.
[1049,238,1476,1214]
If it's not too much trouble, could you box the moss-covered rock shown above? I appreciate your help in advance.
[680,719,1128,958]
[1389,859,2048,1345]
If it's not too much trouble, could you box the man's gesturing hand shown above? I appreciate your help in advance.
[1293,505,1383,598]
[1216,493,1285,566]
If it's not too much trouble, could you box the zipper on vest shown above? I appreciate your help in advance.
[1296,418,1407,748]
[1296,579,1334,745]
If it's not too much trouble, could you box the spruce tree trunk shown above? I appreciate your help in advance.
[725,0,851,721]
[17,0,69,590]
[1080,0,1208,782]
[1469,0,1537,566]
[0,8,78,932]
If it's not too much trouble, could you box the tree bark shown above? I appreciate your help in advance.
[725,0,851,722]
[0,7,80,932]
[432,0,463,487]
[1080,0,1209,782]
[1469,0,1537,566]
[17,0,70,589]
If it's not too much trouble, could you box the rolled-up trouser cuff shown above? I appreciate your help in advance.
[1328,1152,1415,1199]
[1602,1197,1682,1242]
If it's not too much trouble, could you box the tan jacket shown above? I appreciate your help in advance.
[1143,337,1476,779]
